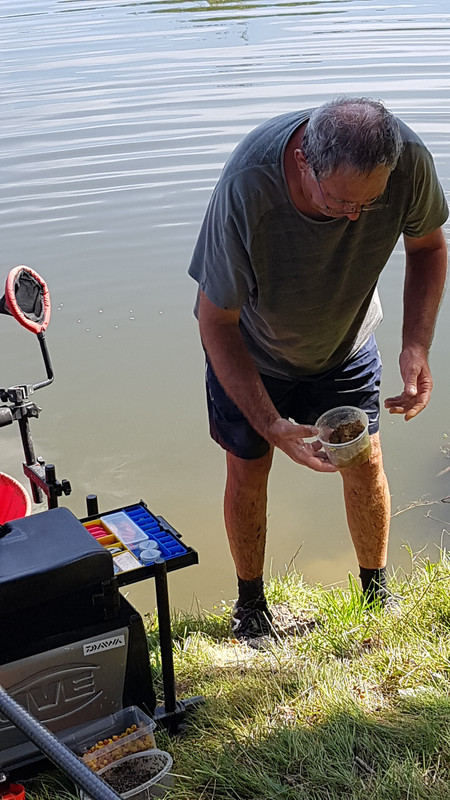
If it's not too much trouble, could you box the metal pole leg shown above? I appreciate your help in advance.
[153,560,177,715]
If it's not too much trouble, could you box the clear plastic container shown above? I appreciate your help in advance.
[79,750,173,800]
[67,706,157,772]
[101,512,148,548]
[99,749,173,799]
[140,552,157,566]
[139,542,161,565]
[316,406,371,468]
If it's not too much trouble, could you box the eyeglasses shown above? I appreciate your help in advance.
[314,172,388,214]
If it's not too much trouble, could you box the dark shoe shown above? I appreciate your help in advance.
[231,601,273,641]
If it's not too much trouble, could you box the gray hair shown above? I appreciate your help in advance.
[302,97,403,179]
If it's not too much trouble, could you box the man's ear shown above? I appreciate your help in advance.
[293,148,308,173]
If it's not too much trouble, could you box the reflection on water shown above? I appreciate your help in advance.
[0,0,449,614]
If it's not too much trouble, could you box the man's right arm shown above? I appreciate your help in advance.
[198,291,337,472]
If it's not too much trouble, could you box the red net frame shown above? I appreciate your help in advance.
[4,265,51,334]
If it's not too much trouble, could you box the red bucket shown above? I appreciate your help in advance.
[0,472,32,524]
[0,784,25,800]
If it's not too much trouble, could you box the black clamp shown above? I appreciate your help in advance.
[23,461,72,508]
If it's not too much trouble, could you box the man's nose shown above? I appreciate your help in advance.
[345,210,361,221]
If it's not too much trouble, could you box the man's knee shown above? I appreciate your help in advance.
[226,448,274,490]
[341,433,386,489]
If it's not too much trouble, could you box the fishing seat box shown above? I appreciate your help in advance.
[0,507,155,773]
[0,507,117,645]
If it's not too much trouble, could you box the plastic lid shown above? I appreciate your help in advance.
[140,551,157,565]
[139,541,160,554]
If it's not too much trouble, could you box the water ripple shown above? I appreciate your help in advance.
[1,0,449,610]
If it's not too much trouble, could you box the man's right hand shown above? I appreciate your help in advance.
[198,293,337,473]
[266,418,338,472]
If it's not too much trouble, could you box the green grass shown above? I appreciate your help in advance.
[17,554,450,799]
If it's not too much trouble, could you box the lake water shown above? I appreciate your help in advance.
[1,0,449,616]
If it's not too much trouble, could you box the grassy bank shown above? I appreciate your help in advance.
[24,553,450,799]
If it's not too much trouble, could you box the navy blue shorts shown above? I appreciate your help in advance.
[205,334,382,460]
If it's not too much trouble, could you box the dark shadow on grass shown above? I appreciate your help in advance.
[175,694,450,800]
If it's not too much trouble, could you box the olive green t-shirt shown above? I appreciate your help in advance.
[188,110,448,378]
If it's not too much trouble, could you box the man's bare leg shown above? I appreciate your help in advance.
[341,432,391,598]
[224,448,275,639]
[224,448,274,580]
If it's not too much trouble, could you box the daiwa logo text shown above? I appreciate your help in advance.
[83,635,126,655]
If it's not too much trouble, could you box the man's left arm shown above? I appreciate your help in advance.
[384,226,448,420]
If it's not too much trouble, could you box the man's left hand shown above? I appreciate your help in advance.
[384,345,433,421]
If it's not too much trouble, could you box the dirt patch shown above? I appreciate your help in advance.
[270,603,316,637]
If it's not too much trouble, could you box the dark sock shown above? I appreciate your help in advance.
[359,566,387,603]
[237,576,267,608]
